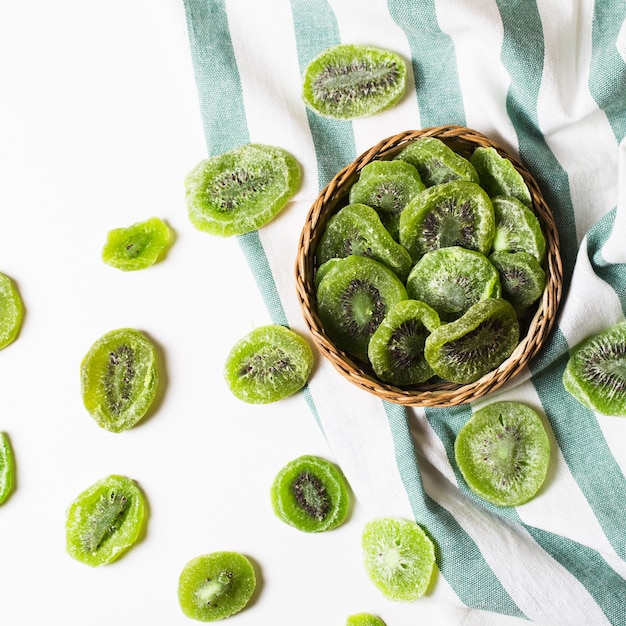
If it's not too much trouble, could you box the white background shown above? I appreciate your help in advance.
[0,2,531,624]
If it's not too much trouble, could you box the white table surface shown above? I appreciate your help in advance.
[0,2,534,624]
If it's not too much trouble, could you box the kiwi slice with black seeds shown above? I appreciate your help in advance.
[270,454,350,532]
[489,250,546,311]
[316,255,408,360]
[454,401,550,506]
[178,551,256,622]
[302,44,407,120]
[394,136,479,187]
[424,298,520,384]
[398,180,495,262]
[368,300,441,385]
[406,246,501,322]
[65,474,146,566]
[316,203,413,281]
[562,321,626,416]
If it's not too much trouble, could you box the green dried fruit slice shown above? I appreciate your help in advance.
[368,300,441,386]
[102,216,172,271]
[185,144,301,237]
[470,147,532,207]
[80,328,159,433]
[302,44,407,120]
[316,255,408,360]
[406,247,501,322]
[394,136,479,187]
[65,474,146,566]
[348,160,425,240]
[362,517,435,602]
[270,455,350,533]
[489,250,546,311]
[316,203,413,281]
[224,325,313,404]
[0,433,15,505]
[178,552,256,622]
[454,401,550,506]
[346,613,387,626]
[492,195,546,262]
[563,321,626,416]
[424,298,520,384]
[399,180,495,262]
[0,272,23,350]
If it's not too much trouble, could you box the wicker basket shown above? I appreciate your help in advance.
[295,125,563,407]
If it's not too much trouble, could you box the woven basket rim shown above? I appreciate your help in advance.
[295,125,563,407]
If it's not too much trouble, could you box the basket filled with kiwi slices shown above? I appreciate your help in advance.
[295,125,563,407]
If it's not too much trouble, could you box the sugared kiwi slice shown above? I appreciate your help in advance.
[348,160,425,240]
[368,300,441,386]
[316,203,413,281]
[489,250,546,311]
[470,147,532,207]
[0,433,14,505]
[491,195,546,262]
[398,180,495,262]
[346,613,387,626]
[102,216,172,271]
[361,517,435,602]
[185,144,301,237]
[270,454,350,533]
[562,321,626,416]
[454,401,550,506]
[0,272,23,350]
[302,44,407,120]
[394,136,479,187]
[406,246,501,322]
[424,298,520,384]
[65,474,146,566]
[316,255,408,360]
[178,552,256,622]
[80,328,159,433]
[224,325,313,404]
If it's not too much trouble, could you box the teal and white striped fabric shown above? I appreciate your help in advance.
[182,1,626,623]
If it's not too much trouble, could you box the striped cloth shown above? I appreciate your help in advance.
[182,1,626,623]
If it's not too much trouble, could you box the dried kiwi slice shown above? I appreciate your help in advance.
[406,246,501,322]
[562,321,626,416]
[0,272,23,350]
[316,203,413,281]
[178,552,256,622]
[424,298,520,384]
[0,433,14,505]
[65,474,146,566]
[224,324,313,404]
[302,44,407,120]
[102,216,172,271]
[80,328,159,433]
[362,517,435,602]
[185,144,301,237]
[454,401,550,506]
[394,136,479,187]
[348,160,425,240]
[470,147,532,207]
[489,250,546,311]
[492,195,546,262]
[346,613,386,626]
[398,180,495,262]
[270,454,350,533]
[316,255,408,360]
[368,300,441,386]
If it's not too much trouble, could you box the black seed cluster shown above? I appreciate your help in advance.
[292,471,331,521]
[81,489,129,553]
[339,279,386,336]
[212,167,270,211]
[105,345,135,416]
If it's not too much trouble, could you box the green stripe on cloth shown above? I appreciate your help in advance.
[384,402,525,618]
[388,0,466,127]
[590,2,626,143]
[290,0,356,188]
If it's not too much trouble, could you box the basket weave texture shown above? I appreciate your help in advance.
[295,125,563,407]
